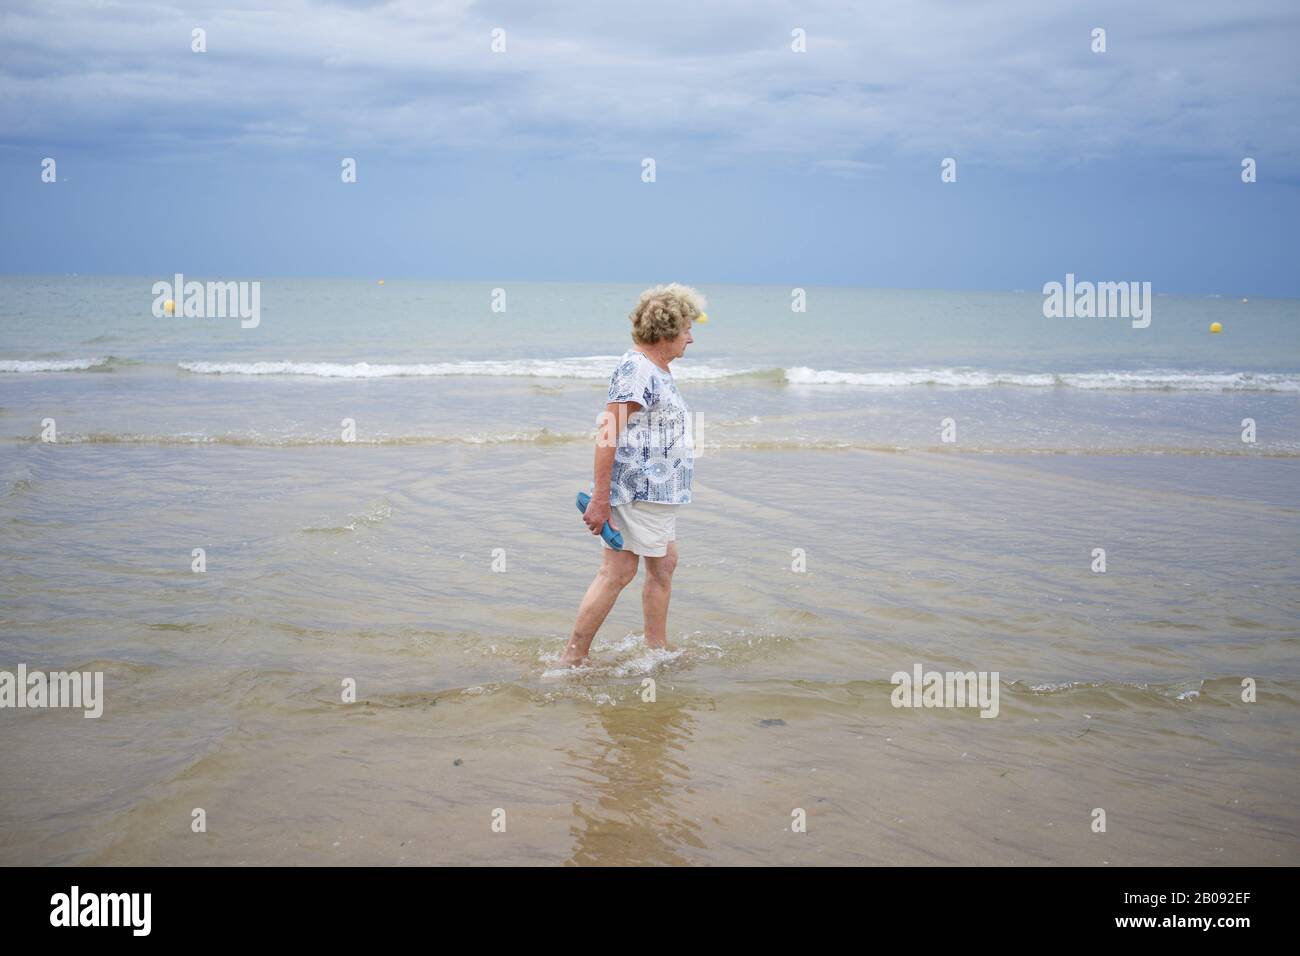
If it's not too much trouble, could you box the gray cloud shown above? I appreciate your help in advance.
[1,0,1296,168]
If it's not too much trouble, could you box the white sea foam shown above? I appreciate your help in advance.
[175,358,1300,391]
[783,366,1300,391]
[177,357,751,380]
[611,647,686,676]
[1060,371,1300,392]
[0,357,108,373]
[784,367,1054,388]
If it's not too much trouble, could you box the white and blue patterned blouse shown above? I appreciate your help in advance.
[605,349,693,506]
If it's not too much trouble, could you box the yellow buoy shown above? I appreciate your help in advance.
[1210,322,1223,334]
[377,279,385,285]
[696,312,708,324]
[164,299,175,315]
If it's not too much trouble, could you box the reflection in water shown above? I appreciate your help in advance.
[561,689,708,865]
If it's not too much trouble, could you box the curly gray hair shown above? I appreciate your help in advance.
[629,283,707,344]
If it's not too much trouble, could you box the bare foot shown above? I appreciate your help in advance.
[557,640,589,666]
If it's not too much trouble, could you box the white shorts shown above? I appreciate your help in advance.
[601,501,679,557]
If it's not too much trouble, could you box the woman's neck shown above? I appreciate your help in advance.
[634,346,671,372]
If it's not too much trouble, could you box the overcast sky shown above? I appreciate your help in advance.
[1,0,1297,294]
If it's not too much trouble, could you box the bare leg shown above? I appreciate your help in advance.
[641,541,678,650]
[560,547,640,665]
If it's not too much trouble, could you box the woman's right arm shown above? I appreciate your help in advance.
[584,400,641,535]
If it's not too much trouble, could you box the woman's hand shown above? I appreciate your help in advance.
[584,496,617,536]
[585,400,638,537]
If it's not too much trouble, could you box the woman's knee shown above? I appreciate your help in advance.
[600,554,639,588]
[646,552,677,582]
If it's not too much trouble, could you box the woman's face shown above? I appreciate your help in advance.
[667,324,695,360]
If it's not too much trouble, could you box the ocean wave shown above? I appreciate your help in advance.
[172,358,1300,391]
[0,357,112,373]
[6,431,1299,456]
[783,367,1300,391]
[177,357,758,381]
[1009,677,1210,702]
[301,499,393,533]
[12,428,593,447]
[1059,371,1300,392]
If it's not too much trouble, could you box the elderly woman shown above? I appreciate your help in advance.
[559,283,705,666]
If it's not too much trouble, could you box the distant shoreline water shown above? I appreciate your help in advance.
[3,356,1299,392]
[3,276,1298,453]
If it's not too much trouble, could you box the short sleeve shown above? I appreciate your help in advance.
[607,355,659,408]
